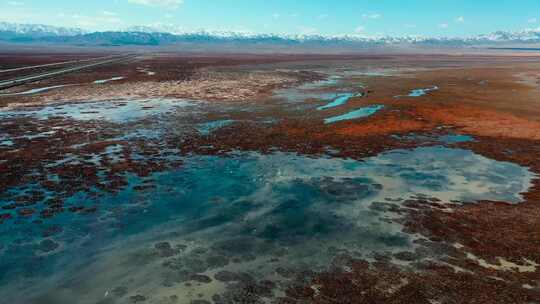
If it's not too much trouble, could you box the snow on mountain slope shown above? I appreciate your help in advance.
[0,22,87,37]
[1,22,540,46]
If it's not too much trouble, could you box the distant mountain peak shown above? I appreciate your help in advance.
[0,22,87,37]
[1,21,540,47]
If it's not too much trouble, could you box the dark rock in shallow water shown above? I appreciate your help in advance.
[318,177,380,199]
[152,295,179,304]
[272,247,288,257]
[206,255,229,268]
[331,253,355,269]
[175,244,188,251]
[129,294,147,303]
[241,253,257,262]
[42,225,63,237]
[2,203,17,210]
[191,247,208,255]
[17,208,36,217]
[214,271,253,283]
[275,267,295,279]
[213,279,275,304]
[111,286,128,297]
[369,202,394,212]
[190,300,211,304]
[189,274,212,284]
[154,242,179,257]
[0,213,12,223]
[162,270,191,286]
[211,237,255,256]
[155,242,172,250]
[184,257,208,273]
[214,271,237,282]
[326,246,350,256]
[394,251,418,261]
[37,239,59,253]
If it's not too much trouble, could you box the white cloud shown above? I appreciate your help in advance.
[355,26,365,33]
[362,13,381,19]
[102,11,117,16]
[528,18,537,24]
[7,1,24,6]
[456,16,465,23]
[67,13,123,29]
[127,0,184,9]
[438,23,449,29]
[298,26,318,35]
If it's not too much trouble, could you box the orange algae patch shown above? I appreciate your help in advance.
[415,104,540,140]
[333,110,434,137]
[331,103,540,140]
[335,117,431,136]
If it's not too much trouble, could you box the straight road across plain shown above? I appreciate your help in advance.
[0,54,137,91]
[0,55,119,74]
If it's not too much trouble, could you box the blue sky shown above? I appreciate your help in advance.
[1,0,540,37]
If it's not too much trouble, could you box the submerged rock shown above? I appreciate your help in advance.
[37,239,59,253]
[189,274,212,284]
[111,286,128,298]
[129,294,147,303]
[190,300,211,304]
[154,242,179,257]
[214,271,253,283]
[206,255,229,268]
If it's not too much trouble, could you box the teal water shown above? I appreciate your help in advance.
[439,134,474,143]
[273,75,342,104]
[392,133,475,144]
[0,146,534,303]
[0,133,13,146]
[324,105,384,124]
[317,93,363,110]
[196,120,235,135]
[396,86,439,98]
[0,99,195,123]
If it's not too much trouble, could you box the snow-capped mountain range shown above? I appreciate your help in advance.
[124,25,540,44]
[1,22,540,46]
[0,22,87,37]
